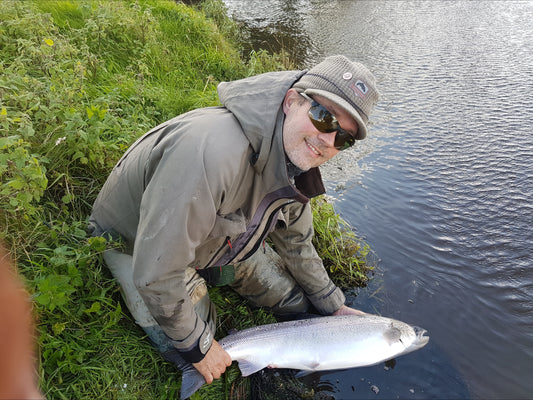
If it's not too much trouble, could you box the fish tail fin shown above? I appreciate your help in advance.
[180,364,205,399]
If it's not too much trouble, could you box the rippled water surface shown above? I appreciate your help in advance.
[224,1,533,399]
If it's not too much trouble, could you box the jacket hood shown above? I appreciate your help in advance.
[217,70,306,172]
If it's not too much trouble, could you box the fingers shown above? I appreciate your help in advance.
[193,339,232,384]
[332,304,368,316]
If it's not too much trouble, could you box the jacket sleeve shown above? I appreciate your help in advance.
[268,201,345,315]
[131,139,217,361]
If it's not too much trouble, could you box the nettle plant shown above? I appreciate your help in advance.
[0,2,157,219]
[0,129,48,216]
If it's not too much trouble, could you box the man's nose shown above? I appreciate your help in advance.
[317,130,337,149]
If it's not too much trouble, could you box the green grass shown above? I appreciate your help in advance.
[311,196,373,289]
[0,1,373,398]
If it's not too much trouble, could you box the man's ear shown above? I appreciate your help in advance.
[283,88,301,114]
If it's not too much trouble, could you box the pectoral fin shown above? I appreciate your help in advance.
[238,360,267,377]
[383,325,402,345]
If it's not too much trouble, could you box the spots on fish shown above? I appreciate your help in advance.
[307,361,321,370]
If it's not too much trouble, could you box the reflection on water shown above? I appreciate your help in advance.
[224,1,533,399]
[224,0,317,63]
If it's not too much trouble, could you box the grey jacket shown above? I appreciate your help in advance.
[89,70,345,359]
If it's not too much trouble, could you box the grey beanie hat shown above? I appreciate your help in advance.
[293,55,379,140]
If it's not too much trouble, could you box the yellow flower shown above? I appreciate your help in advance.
[0,107,7,116]
[44,38,54,46]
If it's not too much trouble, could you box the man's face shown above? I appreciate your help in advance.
[282,89,358,171]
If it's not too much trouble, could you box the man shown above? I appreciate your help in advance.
[88,55,379,384]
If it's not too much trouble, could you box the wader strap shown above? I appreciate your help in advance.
[196,264,235,287]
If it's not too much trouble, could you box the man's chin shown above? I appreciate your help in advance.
[286,157,311,172]
[293,163,311,173]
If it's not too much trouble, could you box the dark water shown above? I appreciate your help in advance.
[224,1,533,399]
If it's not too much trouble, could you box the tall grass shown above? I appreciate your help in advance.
[0,1,372,398]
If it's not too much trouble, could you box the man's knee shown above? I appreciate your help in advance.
[230,245,310,314]
[102,253,216,357]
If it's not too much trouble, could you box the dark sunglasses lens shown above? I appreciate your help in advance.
[334,130,355,150]
[308,103,336,133]
[309,102,355,150]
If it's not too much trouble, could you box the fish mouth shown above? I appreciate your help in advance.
[413,326,430,348]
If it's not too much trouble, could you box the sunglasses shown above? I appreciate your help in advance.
[301,93,356,151]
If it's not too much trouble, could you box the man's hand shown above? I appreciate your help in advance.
[192,339,232,384]
[332,304,367,316]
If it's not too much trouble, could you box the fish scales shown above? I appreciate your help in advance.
[220,315,414,372]
[180,314,429,399]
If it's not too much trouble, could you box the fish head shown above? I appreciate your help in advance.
[410,325,430,350]
[384,322,429,355]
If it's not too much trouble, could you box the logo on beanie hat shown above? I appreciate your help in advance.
[353,80,369,97]
[293,55,380,140]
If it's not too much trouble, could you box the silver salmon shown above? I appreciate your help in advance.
[180,314,429,398]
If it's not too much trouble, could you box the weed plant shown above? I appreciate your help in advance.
[0,1,372,398]
[311,196,373,289]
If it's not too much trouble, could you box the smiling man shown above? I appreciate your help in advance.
[88,55,379,385]
[282,91,359,170]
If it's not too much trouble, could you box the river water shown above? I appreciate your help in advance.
[223,1,533,399]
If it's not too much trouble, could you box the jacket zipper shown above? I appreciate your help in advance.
[238,201,290,262]
[205,187,305,268]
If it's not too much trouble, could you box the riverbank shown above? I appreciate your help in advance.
[0,1,372,398]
